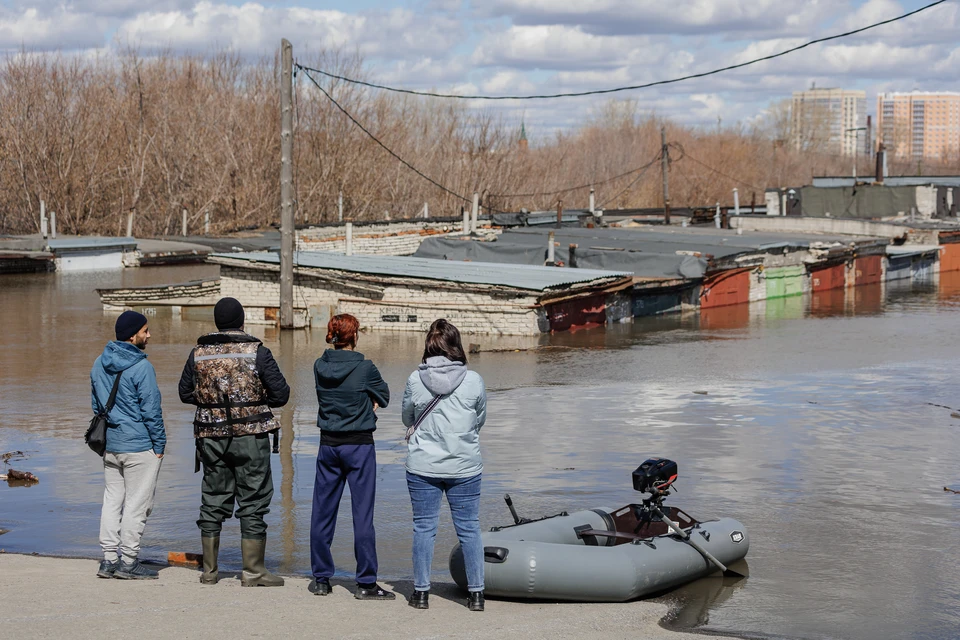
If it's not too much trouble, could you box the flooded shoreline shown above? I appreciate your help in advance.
[2,266,960,639]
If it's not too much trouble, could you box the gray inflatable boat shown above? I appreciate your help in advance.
[449,458,749,602]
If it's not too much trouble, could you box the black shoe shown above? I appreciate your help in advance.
[309,578,332,596]
[467,591,484,611]
[97,559,119,579]
[355,583,396,600]
[408,590,429,610]
[114,559,159,580]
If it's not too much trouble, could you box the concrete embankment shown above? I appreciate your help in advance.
[0,554,725,640]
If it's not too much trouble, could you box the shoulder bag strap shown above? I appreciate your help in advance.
[103,370,124,413]
[404,394,443,443]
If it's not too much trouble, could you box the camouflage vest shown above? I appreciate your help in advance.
[192,335,278,438]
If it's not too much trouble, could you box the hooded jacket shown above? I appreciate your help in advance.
[402,356,486,479]
[91,341,166,455]
[314,349,389,442]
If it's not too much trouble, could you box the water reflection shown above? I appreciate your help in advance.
[3,267,960,640]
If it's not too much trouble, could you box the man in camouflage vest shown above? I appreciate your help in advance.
[178,297,290,587]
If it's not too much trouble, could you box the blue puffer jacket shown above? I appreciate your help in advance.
[91,341,166,455]
[402,356,486,479]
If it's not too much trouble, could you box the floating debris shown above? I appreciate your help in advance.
[0,451,26,463]
[2,469,39,484]
[693,390,708,395]
[944,487,960,495]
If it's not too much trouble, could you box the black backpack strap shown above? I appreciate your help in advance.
[104,370,124,413]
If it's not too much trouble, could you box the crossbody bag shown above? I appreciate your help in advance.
[85,369,123,456]
[404,394,444,443]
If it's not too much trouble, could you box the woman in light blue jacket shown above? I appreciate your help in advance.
[402,319,486,612]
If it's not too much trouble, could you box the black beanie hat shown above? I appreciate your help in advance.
[115,310,148,342]
[214,297,245,331]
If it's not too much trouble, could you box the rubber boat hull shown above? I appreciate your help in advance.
[449,508,749,602]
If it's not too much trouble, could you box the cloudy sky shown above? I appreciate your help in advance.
[2,0,956,135]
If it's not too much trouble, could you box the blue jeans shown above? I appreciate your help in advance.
[406,471,483,592]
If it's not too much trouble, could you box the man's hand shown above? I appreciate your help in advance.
[156,453,164,459]
[372,402,379,412]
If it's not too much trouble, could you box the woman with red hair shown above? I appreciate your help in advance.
[309,314,394,600]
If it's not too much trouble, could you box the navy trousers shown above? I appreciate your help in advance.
[310,443,379,584]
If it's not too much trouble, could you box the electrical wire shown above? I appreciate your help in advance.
[298,66,476,207]
[597,155,661,209]
[293,0,947,101]
[490,154,663,198]
[673,144,766,193]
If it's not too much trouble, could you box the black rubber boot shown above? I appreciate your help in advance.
[467,591,484,611]
[408,590,429,610]
[200,536,220,585]
[240,537,284,587]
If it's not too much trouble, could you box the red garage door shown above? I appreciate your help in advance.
[810,263,846,292]
[701,269,751,309]
[854,255,882,287]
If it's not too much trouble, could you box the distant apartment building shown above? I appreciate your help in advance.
[792,88,868,157]
[877,92,960,162]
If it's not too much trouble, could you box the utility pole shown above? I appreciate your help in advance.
[556,199,563,229]
[279,39,295,330]
[660,126,671,225]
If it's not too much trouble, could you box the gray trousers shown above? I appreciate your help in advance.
[99,450,163,562]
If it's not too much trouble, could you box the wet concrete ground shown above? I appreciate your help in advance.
[2,266,960,639]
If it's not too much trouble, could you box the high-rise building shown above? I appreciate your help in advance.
[877,92,960,162]
[792,88,868,156]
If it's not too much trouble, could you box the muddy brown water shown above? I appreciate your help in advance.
[2,266,960,640]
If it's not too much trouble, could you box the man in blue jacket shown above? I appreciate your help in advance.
[91,310,166,580]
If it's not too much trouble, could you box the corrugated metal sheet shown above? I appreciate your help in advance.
[211,251,631,291]
[47,237,137,250]
[813,176,960,188]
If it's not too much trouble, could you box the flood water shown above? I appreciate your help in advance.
[2,266,960,640]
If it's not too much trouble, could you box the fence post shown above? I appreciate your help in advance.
[715,202,721,228]
[182,209,188,236]
[733,188,740,216]
[589,188,595,215]
[471,193,479,233]
[49,211,57,240]
[345,222,353,256]
[204,210,210,235]
[40,201,47,239]
[126,212,134,237]
[423,202,429,219]
[547,231,555,265]
[462,206,470,235]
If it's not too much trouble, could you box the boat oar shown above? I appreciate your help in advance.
[650,505,745,578]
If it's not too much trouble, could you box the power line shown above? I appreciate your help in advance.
[673,144,765,193]
[597,159,660,209]
[293,0,947,101]
[490,154,662,198]
[298,66,476,207]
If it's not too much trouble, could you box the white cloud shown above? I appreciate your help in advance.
[0,8,106,50]
[114,3,462,57]
[478,0,840,37]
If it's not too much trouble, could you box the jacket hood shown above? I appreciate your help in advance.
[315,349,365,384]
[99,341,147,374]
[418,356,467,396]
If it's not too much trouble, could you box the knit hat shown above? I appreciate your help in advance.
[115,310,148,342]
[214,297,245,331]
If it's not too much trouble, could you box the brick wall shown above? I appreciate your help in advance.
[220,264,544,335]
[295,221,500,256]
